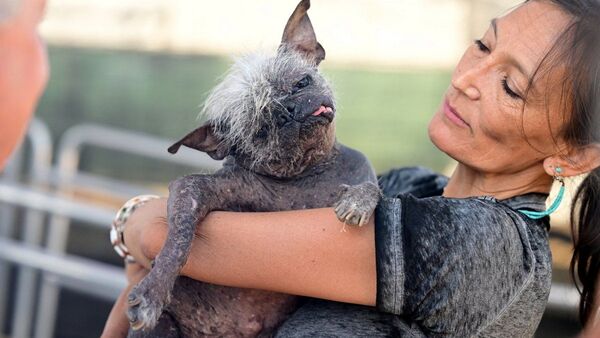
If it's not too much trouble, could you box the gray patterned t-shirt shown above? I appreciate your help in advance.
[276,166,552,337]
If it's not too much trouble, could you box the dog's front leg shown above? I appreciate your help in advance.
[126,174,225,331]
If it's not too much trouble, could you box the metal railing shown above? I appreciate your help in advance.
[40,124,218,338]
[0,131,26,334]
[0,237,126,300]
[0,120,220,338]
[0,119,53,336]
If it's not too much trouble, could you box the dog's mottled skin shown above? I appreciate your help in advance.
[126,1,381,336]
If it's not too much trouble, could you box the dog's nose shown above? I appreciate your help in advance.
[278,112,293,125]
[286,102,301,115]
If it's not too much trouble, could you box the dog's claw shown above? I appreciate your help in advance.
[128,294,141,306]
[128,309,138,325]
[129,316,144,331]
[336,206,351,222]
[127,304,145,331]
[359,214,368,226]
[334,182,380,227]
[126,274,171,331]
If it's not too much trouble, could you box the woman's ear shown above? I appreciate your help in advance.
[543,143,600,177]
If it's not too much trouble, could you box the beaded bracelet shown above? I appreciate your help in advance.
[110,195,160,263]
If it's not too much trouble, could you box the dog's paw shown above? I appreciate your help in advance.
[333,182,381,227]
[127,274,171,331]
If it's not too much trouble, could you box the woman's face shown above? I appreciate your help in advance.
[428,0,573,176]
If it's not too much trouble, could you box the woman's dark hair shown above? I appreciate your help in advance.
[522,0,600,325]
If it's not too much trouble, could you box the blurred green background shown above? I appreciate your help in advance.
[37,46,452,179]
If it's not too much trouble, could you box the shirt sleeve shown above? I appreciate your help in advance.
[377,166,449,199]
[374,194,534,333]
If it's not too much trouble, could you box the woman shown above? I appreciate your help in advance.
[103,0,600,336]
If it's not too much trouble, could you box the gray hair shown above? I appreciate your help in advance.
[0,0,20,23]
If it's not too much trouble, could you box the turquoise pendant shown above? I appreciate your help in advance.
[518,179,565,220]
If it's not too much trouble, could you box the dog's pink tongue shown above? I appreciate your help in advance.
[312,106,332,116]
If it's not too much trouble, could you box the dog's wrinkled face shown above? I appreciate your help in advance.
[169,0,337,178]
[206,51,336,177]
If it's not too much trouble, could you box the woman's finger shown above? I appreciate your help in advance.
[125,261,149,284]
[101,283,137,338]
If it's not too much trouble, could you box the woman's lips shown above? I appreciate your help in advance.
[443,99,469,128]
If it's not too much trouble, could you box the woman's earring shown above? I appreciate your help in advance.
[518,166,566,220]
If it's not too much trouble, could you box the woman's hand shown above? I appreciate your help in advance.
[101,198,164,338]
[101,262,150,338]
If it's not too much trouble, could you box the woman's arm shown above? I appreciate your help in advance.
[124,198,377,306]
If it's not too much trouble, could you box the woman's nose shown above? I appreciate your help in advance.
[451,63,486,101]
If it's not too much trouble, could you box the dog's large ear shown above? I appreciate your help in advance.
[279,0,325,66]
[168,124,228,160]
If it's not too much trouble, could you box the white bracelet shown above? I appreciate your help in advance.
[109,195,160,263]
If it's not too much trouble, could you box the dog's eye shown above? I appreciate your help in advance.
[293,75,311,91]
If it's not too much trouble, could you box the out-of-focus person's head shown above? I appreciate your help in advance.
[0,0,20,22]
[0,0,48,170]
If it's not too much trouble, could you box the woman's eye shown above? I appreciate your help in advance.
[474,39,490,53]
[502,77,521,100]
[472,39,521,100]
[293,75,311,90]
